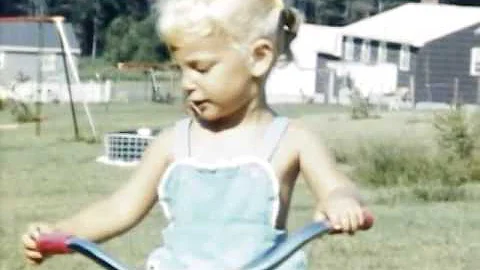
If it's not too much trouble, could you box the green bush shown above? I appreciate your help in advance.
[351,140,435,187]
[0,98,5,111]
[340,106,480,202]
[346,138,472,202]
[412,182,467,202]
[352,138,474,184]
[433,106,480,184]
[9,100,36,123]
[350,89,371,120]
[433,107,474,160]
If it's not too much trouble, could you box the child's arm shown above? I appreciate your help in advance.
[22,128,174,264]
[293,122,364,233]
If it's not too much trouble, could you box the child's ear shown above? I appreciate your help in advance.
[248,39,275,77]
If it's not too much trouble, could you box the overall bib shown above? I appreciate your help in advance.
[146,117,307,270]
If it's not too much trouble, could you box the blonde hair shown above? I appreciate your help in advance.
[155,0,301,56]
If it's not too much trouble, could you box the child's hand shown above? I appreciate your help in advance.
[21,223,54,265]
[323,191,365,234]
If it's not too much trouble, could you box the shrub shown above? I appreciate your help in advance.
[347,138,471,201]
[10,100,36,123]
[433,107,474,160]
[412,183,467,202]
[433,106,479,184]
[0,97,5,111]
[350,89,371,120]
[351,140,435,187]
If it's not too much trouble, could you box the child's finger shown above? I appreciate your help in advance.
[328,212,341,231]
[26,257,43,265]
[355,206,365,230]
[348,206,362,233]
[27,224,41,240]
[28,223,53,240]
[313,211,327,222]
[345,212,356,234]
[24,249,43,261]
[341,213,352,233]
[22,233,37,250]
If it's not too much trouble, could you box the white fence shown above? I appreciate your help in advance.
[11,80,112,103]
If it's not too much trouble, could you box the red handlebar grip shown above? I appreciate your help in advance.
[37,232,72,255]
[360,210,374,230]
[329,209,374,234]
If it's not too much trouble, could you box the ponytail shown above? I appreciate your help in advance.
[277,7,302,61]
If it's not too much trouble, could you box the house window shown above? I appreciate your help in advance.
[361,40,371,63]
[41,54,57,72]
[344,37,354,61]
[0,51,5,69]
[471,47,480,76]
[399,44,410,71]
[377,42,387,63]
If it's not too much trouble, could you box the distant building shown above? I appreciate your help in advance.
[266,23,343,103]
[0,17,81,86]
[316,3,480,106]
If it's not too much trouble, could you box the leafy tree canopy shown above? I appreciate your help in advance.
[1,0,479,63]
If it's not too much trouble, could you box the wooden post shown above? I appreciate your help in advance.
[409,75,415,108]
[327,71,335,104]
[53,16,97,138]
[453,77,459,108]
[35,20,44,136]
[57,23,80,140]
[477,78,480,105]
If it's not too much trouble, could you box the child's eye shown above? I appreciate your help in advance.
[191,61,214,74]
[196,66,211,73]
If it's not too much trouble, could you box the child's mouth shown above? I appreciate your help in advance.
[190,100,207,114]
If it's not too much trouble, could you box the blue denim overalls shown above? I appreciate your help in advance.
[146,117,307,270]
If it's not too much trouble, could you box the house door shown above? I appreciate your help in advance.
[315,68,335,104]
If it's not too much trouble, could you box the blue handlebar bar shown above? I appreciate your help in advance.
[39,212,374,270]
[60,222,331,270]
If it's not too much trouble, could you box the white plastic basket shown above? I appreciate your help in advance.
[96,128,159,166]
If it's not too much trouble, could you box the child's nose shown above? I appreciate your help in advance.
[181,75,196,96]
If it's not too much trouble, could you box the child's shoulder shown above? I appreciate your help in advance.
[146,123,177,162]
[282,118,332,157]
[284,118,321,144]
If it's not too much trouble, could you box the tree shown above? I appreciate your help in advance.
[68,0,151,57]
[441,0,480,6]
[103,14,169,63]
[291,0,419,26]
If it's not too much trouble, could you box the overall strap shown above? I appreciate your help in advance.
[260,117,289,161]
[173,118,192,160]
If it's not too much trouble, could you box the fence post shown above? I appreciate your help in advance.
[477,77,480,105]
[326,70,335,104]
[453,77,459,107]
[409,75,415,108]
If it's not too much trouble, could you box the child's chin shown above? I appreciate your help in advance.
[193,111,221,122]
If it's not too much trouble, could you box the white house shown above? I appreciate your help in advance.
[265,23,342,103]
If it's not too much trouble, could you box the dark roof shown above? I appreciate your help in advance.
[0,20,80,52]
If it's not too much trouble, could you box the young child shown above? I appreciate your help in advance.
[22,0,368,269]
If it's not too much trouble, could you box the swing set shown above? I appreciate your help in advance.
[0,15,97,139]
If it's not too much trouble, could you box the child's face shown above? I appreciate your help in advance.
[172,35,260,121]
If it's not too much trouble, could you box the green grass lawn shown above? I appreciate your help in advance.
[0,103,478,270]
